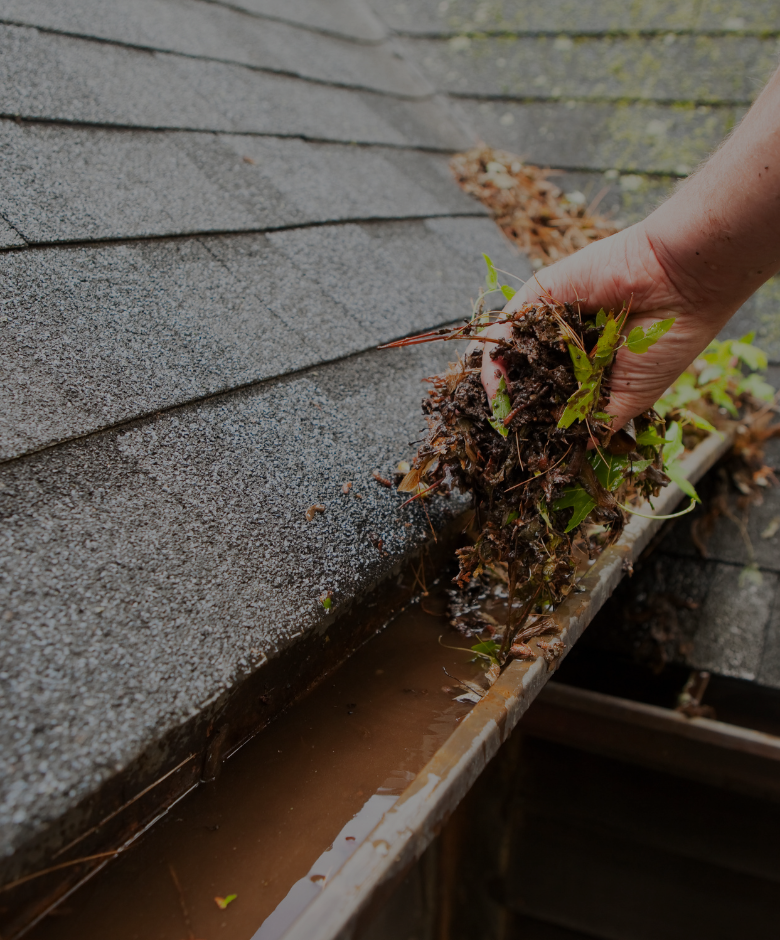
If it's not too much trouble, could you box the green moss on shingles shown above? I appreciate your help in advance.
[415,33,775,105]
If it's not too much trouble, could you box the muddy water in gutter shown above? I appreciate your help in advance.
[32,593,481,940]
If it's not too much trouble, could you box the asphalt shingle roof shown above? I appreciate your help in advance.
[1,0,779,919]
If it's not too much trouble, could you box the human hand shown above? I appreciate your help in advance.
[472,220,740,430]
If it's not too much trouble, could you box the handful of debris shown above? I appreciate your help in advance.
[386,264,676,661]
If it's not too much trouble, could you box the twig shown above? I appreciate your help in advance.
[54,752,197,859]
[499,581,543,662]
[400,479,443,507]
[505,446,572,492]
[169,863,195,940]
[0,849,126,893]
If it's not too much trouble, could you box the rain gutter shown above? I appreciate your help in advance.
[279,428,734,940]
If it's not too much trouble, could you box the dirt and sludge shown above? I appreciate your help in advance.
[28,589,482,940]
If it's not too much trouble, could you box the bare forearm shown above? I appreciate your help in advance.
[645,64,780,321]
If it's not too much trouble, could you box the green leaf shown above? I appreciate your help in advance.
[594,315,621,364]
[215,894,238,910]
[589,451,628,492]
[501,284,516,300]
[487,375,511,438]
[504,509,519,525]
[737,372,775,401]
[733,340,767,372]
[553,485,596,533]
[663,421,684,464]
[471,639,500,663]
[665,463,700,502]
[537,497,552,529]
[595,308,608,328]
[625,317,675,354]
[567,343,593,383]
[483,253,498,290]
[699,363,723,385]
[592,410,615,423]
[636,426,665,448]
[662,421,700,502]
[709,383,738,417]
[680,409,717,433]
[627,458,654,474]
[557,374,600,428]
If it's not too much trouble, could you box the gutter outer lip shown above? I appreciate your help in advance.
[278,427,733,940]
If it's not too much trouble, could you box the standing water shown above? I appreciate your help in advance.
[31,589,482,940]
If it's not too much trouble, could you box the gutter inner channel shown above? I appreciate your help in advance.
[29,589,480,940]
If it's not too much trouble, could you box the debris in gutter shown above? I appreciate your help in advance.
[214,894,238,910]
[676,669,715,719]
[368,532,389,557]
[384,145,779,701]
[306,503,326,521]
[387,263,674,670]
[385,254,777,699]
[372,471,393,488]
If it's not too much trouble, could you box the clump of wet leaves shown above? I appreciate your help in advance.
[390,260,675,664]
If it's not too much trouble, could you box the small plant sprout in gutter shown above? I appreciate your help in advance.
[384,257,776,686]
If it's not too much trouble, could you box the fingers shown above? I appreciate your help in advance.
[477,256,589,404]
[606,313,722,429]
[480,329,510,402]
[473,222,703,427]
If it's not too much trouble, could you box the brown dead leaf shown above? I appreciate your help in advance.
[509,641,536,660]
[450,146,620,267]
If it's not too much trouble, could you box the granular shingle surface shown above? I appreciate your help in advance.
[0,218,517,458]
[0,24,470,150]
[0,0,430,97]
[0,124,481,243]
[0,341,468,861]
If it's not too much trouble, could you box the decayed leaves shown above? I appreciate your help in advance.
[450,146,621,267]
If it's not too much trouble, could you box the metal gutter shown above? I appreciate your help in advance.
[279,428,734,940]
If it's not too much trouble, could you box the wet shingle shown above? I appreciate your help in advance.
[0,340,467,863]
